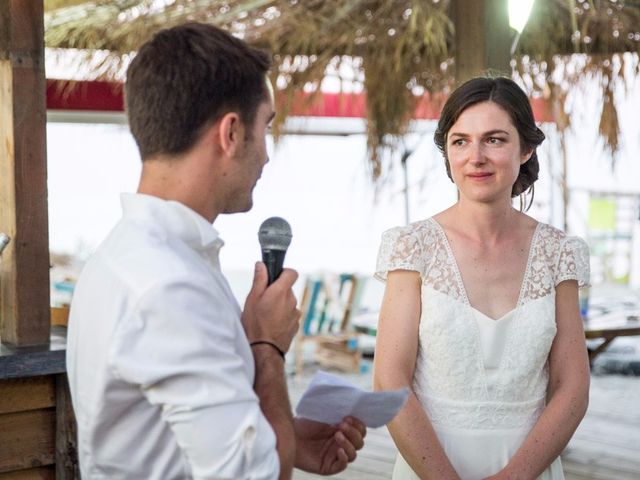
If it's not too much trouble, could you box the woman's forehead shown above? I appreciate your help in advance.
[450,101,514,130]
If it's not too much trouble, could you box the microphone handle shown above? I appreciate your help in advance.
[262,248,286,285]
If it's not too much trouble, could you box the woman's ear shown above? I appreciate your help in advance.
[521,147,534,164]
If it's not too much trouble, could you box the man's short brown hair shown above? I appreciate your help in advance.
[125,23,271,160]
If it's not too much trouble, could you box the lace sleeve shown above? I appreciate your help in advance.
[374,226,424,282]
[555,236,590,287]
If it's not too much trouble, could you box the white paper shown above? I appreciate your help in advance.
[295,371,409,428]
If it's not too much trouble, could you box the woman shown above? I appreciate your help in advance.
[373,77,590,480]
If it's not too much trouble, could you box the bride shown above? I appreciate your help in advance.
[373,77,590,480]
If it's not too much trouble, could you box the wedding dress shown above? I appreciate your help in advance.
[376,218,589,480]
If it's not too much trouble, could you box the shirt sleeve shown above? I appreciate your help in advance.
[110,276,279,480]
[555,236,590,287]
[375,225,424,282]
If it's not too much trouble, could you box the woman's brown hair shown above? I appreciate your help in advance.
[434,77,545,206]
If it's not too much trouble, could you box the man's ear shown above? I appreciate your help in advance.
[217,111,244,157]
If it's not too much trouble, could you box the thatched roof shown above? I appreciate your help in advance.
[44,0,640,179]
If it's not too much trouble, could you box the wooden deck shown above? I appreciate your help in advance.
[288,361,640,480]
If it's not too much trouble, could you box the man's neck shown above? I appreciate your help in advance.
[137,156,221,223]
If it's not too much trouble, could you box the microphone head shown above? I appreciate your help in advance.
[258,217,292,251]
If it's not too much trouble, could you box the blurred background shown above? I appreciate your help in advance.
[25,1,640,478]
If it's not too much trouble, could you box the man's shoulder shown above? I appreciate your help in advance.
[81,217,211,296]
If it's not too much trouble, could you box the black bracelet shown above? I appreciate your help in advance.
[250,340,286,360]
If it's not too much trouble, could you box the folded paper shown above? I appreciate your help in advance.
[295,370,409,428]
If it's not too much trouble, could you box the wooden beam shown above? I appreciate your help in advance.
[0,466,55,479]
[0,0,51,346]
[0,409,56,473]
[0,377,55,415]
[452,0,512,84]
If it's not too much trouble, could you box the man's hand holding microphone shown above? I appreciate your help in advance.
[242,217,299,359]
[241,217,366,479]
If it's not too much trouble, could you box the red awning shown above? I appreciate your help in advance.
[46,79,554,123]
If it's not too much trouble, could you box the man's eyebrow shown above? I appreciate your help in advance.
[449,129,510,138]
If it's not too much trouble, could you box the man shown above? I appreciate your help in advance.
[66,23,365,479]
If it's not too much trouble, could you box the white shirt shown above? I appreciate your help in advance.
[66,193,279,480]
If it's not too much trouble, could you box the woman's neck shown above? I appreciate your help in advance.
[447,197,520,243]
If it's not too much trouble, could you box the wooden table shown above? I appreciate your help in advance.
[583,310,640,364]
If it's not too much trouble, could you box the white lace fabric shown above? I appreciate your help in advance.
[375,218,590,431]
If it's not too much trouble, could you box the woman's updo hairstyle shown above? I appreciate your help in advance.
[433,77,545,200]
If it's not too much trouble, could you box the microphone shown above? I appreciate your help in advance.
[258,217,292,285]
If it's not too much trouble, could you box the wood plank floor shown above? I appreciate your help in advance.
[288,362,640,480]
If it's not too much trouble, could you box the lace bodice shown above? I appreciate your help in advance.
[375,218,589,302]
[375,219,590,430]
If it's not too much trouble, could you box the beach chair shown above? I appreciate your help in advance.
[293,273,366,376]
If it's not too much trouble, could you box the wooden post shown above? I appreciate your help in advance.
[0,0,51,346]
[55,374,79,479]
[451,0,512,84]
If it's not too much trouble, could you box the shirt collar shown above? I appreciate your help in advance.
[120,193,224,252]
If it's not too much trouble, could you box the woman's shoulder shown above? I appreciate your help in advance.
[376,219,437,281]
[535,221,588,250]
[531,222,590,286]
[531,222,590,284]
[536,221,564,238]
[381,218,439,242]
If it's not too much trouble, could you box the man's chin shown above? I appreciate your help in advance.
[222,200,253,214]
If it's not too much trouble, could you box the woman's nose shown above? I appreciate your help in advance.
[469,142,486,165]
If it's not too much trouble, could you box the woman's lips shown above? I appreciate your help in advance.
[467,172,493,180]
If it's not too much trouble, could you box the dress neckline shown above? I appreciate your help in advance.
[472,305,518,324]
[428,217,542,322]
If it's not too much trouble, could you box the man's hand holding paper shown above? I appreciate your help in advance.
[295,371,410,428]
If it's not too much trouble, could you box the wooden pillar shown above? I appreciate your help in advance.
[56,374,79,479]
[451,0,512,84]
[0,0,51,346]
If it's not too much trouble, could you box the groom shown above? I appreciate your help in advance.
[66,22,365,479]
